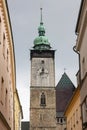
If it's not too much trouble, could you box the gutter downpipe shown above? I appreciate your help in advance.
[73,46,81,87]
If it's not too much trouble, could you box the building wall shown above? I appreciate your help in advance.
[30,51,56,130]
[75,0,87,129]
[76,0,87,81]
[64,87,82,130]
[80,21,87,81]
[30,57,55,87]
[0,0,16,130]
[14,89,23,130]
[56,122,66,130]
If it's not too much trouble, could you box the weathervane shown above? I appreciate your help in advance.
[64,68,66,73]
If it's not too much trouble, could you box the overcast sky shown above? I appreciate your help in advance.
[7,0,81,121]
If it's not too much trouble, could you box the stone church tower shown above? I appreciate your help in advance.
[30,8,56,130]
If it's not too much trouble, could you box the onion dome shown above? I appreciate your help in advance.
[33,8,51,50]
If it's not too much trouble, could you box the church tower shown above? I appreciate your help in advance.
[30,8,56,130]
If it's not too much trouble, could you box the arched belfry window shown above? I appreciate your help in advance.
[40,92,46,106]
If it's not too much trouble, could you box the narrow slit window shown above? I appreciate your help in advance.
[3,33,6,58]
[7,49,9,72]
[0,18,1,44]
[0,77,4,105]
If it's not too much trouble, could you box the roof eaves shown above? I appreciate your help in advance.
[5,0,16,91]
[75,0,84,33]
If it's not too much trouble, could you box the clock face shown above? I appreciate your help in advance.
[36,60,49,86]
[38,67,48,78]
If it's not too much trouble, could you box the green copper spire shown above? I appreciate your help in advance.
[38,8,45,36]
[33,8,51,50]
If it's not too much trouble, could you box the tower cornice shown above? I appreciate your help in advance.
[30,49,55,59]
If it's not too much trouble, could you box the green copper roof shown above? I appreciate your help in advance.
[56,73,75,89]
[38,22,45,36]
[33,8,51,50]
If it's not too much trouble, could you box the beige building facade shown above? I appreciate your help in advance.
[75,0,87,129]
[14,89,23,130]
[0,0,22,130]
[56,121,66,130]
[64,86,82,130]
[0,0,16,130]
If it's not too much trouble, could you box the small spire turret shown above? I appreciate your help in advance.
[38,8,45,36]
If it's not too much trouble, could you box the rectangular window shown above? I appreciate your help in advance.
[82,97,87,127]
[5,88,8,116]
[73,113,75,127]
[70,117,72,130]
[82,57,86,78]
[0,18,1,44]
[39,114,43,121]
[7,49,9,72]
[0,77,4,105]
[76,109,78,123]
[3,33,6,59]
[5,89,8,107]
